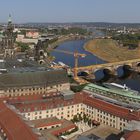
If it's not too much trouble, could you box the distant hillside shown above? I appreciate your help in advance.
[1,22,140,28]
[24,22,140,28]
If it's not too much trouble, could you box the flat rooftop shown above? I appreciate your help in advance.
[34,119,75,140]
[76,124,120,140]
[31,117,62,128]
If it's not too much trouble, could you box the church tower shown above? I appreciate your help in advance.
[34,39,46,64]
[4,14,15,58]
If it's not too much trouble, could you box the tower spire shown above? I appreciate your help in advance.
[8,14,12,23]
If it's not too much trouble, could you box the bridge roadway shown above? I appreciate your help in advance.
[77,58,140,73]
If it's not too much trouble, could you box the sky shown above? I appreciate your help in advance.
[0,0,140,23]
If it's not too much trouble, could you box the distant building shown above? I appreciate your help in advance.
[26,31,39,39]
[1,15,15,58]
[16,34,38,44]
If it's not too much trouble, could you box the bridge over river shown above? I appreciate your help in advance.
[77,58,140,76]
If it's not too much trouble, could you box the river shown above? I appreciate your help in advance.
[51,40,140,92]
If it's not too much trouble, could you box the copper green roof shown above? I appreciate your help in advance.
[84,83,140,100]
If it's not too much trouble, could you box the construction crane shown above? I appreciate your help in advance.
[53,49,86,80]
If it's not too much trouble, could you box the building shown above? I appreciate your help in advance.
[1,15,15,58]
[31,118,77,139]
[8,89,140,131]
[0,101,39,140]
[26,31,39,39]
[0,69,70,97]
[120,130,140,140]
[0,82,139,140]
[16,34,38,44]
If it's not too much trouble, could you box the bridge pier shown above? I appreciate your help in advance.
[111,69,118,76]
[132,67,140,73]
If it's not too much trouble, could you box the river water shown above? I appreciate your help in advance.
[51,40,140,92]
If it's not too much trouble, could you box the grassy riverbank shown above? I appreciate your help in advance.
[84,39,140,62]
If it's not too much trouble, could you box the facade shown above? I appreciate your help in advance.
[9,91,140,132]
[11,92,82,121]
[0,70,70,97]
[26,31,39,39]
[16,34,38,44]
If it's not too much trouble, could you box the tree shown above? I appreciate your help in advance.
[17,42,30,52]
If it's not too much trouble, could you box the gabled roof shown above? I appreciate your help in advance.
[0,101,38,140]
[123,130,140,140]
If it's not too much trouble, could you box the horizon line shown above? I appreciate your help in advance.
[1,21,140,24]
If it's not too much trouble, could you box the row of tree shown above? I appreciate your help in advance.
[112,33,140,49]
[42,27,88,36]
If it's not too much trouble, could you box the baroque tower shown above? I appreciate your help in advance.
[3,14,15,58]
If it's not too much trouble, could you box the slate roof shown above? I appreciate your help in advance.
[0,69,69,89]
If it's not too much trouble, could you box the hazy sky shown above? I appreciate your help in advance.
[0,0,140,23]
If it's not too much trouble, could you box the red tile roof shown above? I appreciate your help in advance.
[0,101,38,140]
[123,130,140,140]
[7,92,140,121]
[11,93,83,113]
[82,92,140,121]
[36,121,62,128]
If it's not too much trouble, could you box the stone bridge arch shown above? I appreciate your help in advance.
[123,64,133,70]
[135,62,140,67]
[77,70,90,76]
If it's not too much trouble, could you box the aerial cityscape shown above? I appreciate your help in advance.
[0,0,140,140]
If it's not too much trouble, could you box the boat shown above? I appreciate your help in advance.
[103,83,139,95]
[103,83,129,90]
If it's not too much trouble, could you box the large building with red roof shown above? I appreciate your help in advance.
[0,101,40,140]
[120,130,140,140]
[7,89,140,132]
[0,81,140,139]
